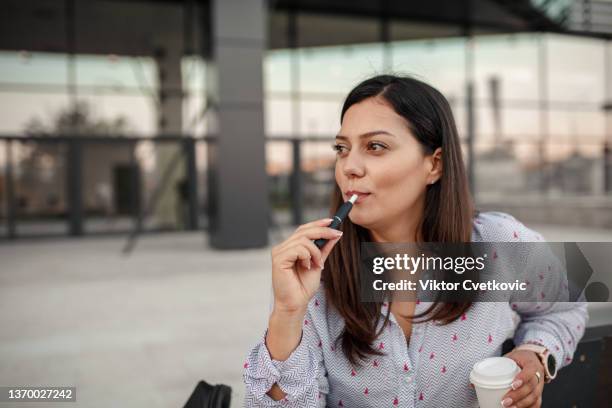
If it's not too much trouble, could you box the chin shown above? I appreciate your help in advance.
[348,212,377,230]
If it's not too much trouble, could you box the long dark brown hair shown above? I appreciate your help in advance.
[322,74,476,366]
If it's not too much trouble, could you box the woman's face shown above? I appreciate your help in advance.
[334,96,440,236]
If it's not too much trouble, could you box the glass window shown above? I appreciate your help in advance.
[298,44,384,95]
[391,37,466,100]
[473,33,539,103]
[548,34,606,104]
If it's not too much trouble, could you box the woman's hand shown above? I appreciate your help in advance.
[501,349,546,408]
[271,218,343,314]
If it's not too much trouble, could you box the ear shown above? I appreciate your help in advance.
[426,147,443,184]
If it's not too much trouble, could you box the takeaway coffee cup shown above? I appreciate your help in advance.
[470,357,521,408]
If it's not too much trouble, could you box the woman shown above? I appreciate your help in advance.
[243,75,588,407]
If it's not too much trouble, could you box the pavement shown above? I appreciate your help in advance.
[0,223,610,408]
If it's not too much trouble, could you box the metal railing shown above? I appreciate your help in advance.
[1,134,611,240]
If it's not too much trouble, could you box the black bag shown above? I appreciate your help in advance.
[183,380,232,408]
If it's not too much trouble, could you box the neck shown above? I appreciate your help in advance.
[368,201,425,243]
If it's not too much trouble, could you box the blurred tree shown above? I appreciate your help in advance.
[23,100,130,136]
[15,101,131,215]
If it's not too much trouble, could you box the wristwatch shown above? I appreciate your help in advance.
[516,343,557,383]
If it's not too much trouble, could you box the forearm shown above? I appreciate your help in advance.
[265,308,306,401]
[513,301,588,369]
[266,308,306,360]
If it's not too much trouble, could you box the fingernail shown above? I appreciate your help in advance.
[333,230,343,236]
[306,260,311,269]
[500,398,512,407]
[511,380,522,390]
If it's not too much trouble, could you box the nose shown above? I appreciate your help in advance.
[341,150,365,179]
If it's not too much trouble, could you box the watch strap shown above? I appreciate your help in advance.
[515,343,556,382]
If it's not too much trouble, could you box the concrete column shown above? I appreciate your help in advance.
[154,47,186,229]
[206,0,268,249]
[67,139,83,236]
[604,40,611,194]
[463,0,476,197]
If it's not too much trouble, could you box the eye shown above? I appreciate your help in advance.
[332,143,348,156]
[367,141,387,152]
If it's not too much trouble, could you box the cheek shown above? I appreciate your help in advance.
[374,155,425,194]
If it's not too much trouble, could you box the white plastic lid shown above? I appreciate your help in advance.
[469,357,520,389]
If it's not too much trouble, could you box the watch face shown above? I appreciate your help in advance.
[547,354,557,376]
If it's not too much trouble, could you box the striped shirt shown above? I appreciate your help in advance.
[243,211,589,407]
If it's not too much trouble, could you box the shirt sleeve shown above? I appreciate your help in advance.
[243,307,329,407]
[510,241,589,370]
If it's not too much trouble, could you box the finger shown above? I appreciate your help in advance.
[295,218,333,233]
[282,227,342,255]
[532,375,544,408]
[513,387,538,408]
[296,237,324,269]
[502,365,538,405]
[281,244,312,270]
[320,234,342,264]
[503,374,538,408]
[295,226,344,242]
[277,222,335,252]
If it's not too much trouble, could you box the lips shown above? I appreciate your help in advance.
[345,190,371,204]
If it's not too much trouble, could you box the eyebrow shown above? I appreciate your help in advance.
[335,130,395,140]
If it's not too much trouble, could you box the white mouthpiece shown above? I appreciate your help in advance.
[349,194,358,204]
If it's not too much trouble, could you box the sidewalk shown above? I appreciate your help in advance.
[0,224,610,407]
[0,233,273,408]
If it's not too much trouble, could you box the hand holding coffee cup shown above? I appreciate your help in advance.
[500,349,546,408]
[470,357,520,408]
[470,350,545,408]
